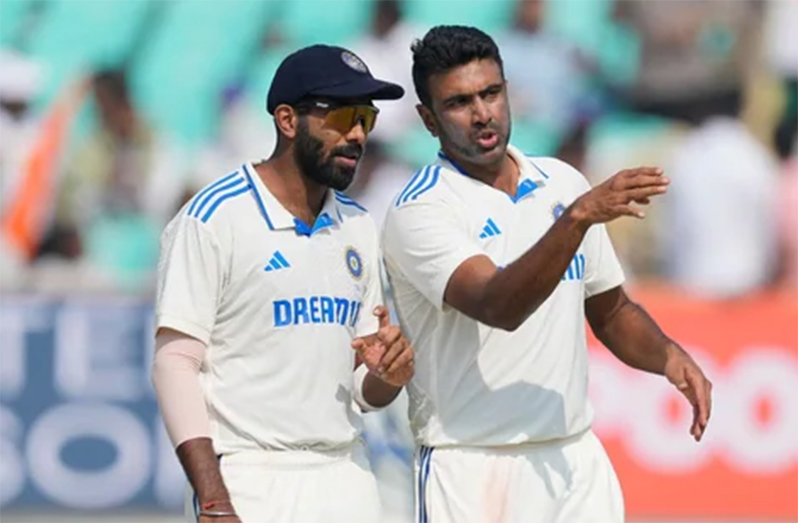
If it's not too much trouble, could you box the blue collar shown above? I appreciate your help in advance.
[293,213,335,236]
[292,191,341,236]
[437,149,545,204]
[512,178,539,202]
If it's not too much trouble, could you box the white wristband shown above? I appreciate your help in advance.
[353,364,383,412]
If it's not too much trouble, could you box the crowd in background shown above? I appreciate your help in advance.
[0,0,795,300]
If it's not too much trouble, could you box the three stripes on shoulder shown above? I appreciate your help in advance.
[186,171,251,223]
[334,191,368,212]
[395,165,441,207]
[186,172,370,225]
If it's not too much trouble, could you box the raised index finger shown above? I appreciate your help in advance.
[373,305,391,329]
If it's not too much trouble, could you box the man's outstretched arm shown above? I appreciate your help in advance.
[444,167,668,331]
[585,286,713,441]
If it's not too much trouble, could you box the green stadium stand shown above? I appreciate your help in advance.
[26,0,153,109]
[84,213,161,290]
[131,0,278,145]
[389,124,439,170]
[279,0,374,46]
[543,0,640,86]
[243,44,291,113]
[403,0,515,33]
[588,111,672,147]
[0,0,36,47]
[512,118,562,157]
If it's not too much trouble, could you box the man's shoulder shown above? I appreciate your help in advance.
[334,190,370,217]
[172,168,253,234]
[333,191,379,235]
[391,162,450,210]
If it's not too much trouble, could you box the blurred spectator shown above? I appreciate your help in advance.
[766,0,798,288]
[41,69,187,291]
[661,105,780,299]
[0,48,44,288]
[347,0,419,141]
[345,139,412,231]
[0,50,43,208]
[615,0,764,124]
[776,141,798,289]
[555,121,589,174]
[498,0,604,138]
[765,0,798,159]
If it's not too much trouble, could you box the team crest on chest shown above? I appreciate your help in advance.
[345,246,363,280]
[552,202,566,220]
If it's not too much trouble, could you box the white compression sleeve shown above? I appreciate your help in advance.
[151,329,211,447]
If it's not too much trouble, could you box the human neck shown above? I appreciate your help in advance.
[256,152,329,226]
[441,147,520,197]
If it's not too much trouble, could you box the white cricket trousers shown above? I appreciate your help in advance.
[185,440,381,523]
[415,429,624,523]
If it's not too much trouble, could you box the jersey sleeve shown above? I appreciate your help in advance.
[383,198,486,311]
[155,216,224,344]
[355,219,384,337]
[539,156,626,298]
[583,223,626,298]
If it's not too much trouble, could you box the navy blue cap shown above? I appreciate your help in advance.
[266,45,404,114]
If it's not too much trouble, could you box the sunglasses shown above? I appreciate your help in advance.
[298,100,380,134]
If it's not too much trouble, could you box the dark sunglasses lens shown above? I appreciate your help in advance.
[326,106,378,133]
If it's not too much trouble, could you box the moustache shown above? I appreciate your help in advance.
[473,122,502,133]
[331,144,364,161]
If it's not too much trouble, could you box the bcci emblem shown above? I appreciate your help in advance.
[345,247,363,280]
[341,51,368,74]
[552,202,566,220]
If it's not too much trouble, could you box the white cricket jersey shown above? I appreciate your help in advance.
[382,145,625,448]
[156,163,381,453]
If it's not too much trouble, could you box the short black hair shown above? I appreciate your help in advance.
[411,25,504,107]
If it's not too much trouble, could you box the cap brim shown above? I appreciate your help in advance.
[310,76,405,102]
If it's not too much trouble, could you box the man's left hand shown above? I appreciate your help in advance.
[664,344,713,442]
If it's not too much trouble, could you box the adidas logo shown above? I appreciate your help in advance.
[264,251,291,272]
[479,218,502,239]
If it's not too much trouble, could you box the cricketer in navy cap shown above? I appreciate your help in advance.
[260,44,405,196]
[152,45,415,523]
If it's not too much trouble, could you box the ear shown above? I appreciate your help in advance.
[274,104,299,139]
[416,103,438,138]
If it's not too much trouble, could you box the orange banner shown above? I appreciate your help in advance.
[588,286,798,519]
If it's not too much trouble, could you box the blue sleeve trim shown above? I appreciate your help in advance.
[199,185,251,223]
[395,166,428,207]
[334,191,368,212]
[396,165,439,207]
[186,171,241,216]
